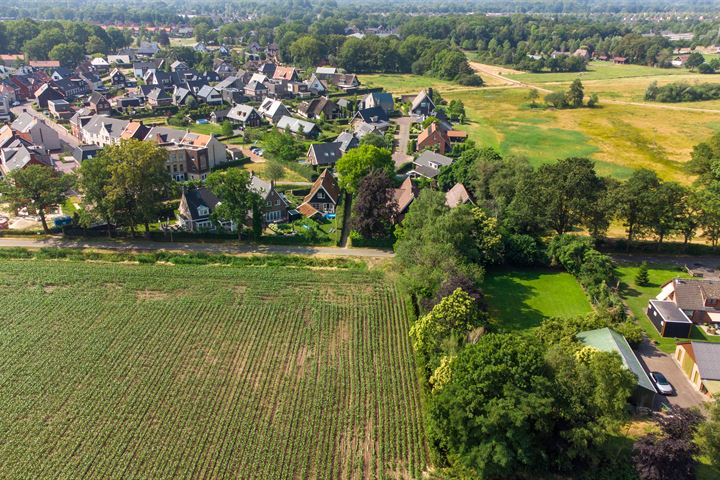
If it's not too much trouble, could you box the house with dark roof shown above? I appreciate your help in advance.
[249,174,289,224]
[109,68,127,87]
[648,278,720,337]
[307,142,343,167]
[34,83,64,109]
[72,144,102,162]
[197,85,223,105]
[89,92,112,115]
[335,131,359,153]
[47,99,73,120]
[298,97,339,120]
[227,104,262,127]
[577,327,657,408]
[351,107,389,128]
[52,78,90,98]
[362,92,394,113]
[259,99,291,124]
[178,186,234,231]
[244,80,268,101]
[674,341,720,397]
[298,169,340,216]
[410,89,435,117]
[409,150,453,179]
[147,88,172,107]
[10,112,61,151]
[276,115,320,138]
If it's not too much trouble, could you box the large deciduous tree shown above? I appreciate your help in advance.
[2,165,74,233]
[350,169,396,239]
[205,168,261,240]
[335,144,393,194]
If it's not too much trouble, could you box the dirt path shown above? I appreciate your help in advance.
[0,236,393,258]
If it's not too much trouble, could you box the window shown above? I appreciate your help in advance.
[317,192,324,199]
[197,206,209,217]
[275,199,280,206]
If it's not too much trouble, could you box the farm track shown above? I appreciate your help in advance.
[0,260,427,479]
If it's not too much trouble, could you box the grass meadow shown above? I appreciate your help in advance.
[0,259,427,479]
[483,268,593,332]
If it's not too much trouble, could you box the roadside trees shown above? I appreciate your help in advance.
[205,168,261,240]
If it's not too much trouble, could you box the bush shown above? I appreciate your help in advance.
[503,233,543,266]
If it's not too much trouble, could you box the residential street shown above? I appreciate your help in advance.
[392,116,413,168]
[635,339,707,410]
[0,236,394,258]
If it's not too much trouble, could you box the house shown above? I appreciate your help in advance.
[145,127,228,180]
[297,97,339,120]
[258,98,291,124]
[329,73,360,92]
[147,88,172,107]
[108,55,132,66]
[172,86,195,107]
[214,62,235,79]
[410,89,435,117]
[0,140,52,177]
[0,96,10,122]
[362,92,394,113]
[52,78,90,98]
[577,328,657,408]
[144,70,175,90]
[210,108,230,124]
[672,55,690,67]
[119,121,150,142]
[132,60,163,78]
[221,88,244,105]
[276,115,320,138]
[88,92,112,115]
[216,76,244,91]
[273,66,300,82]
[115,95,143,111]
[227,104,262,128]
[34,83,64,109]
[298,169,340,216]
[10,112,61,151]
[335,131,359,153]
[244,80,267,101]
[674,341,720,397]
[197,85,223,105]
[573,48,590,59]
[409,150,453,179]
[136,41,160,57]
[612,57,628,64]
[249,174,289,224]
[78,114,130,147]
[447,130,468,144]
[171,60,190,73]
[354,120,390,138]
[47,99,73,120]
[351,107,389,128]
[51,67,73,82]
[306,74,327,95]
[178,186,234,232]
[647,278,720,338]
[80,71,105,92]
[445,183,473,208]
[391,177,418,222]
[109,68,127,87]
[417,122,451,154]
[314,67,337,80]
[307,142,343,167]
[72,144,102,162]
[265,80,289,100]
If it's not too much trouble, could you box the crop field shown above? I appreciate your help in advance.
[483,268,593,331]
[0,259,427,479]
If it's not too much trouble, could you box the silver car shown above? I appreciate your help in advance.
[651,371,674,395]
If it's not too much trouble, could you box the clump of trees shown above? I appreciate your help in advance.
[545,79,599,108]
[645,81,720,103]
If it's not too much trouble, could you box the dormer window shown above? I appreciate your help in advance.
[197,205,209,217]
[317,192,324,199]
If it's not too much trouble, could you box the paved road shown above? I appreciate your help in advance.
[0,237,394,258]
[636,339,707,410]
[11,104,81,150]
[392,116,413,168]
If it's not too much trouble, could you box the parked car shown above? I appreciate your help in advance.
[651,371,674,395]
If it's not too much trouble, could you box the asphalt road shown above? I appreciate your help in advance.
[0,237,394,258]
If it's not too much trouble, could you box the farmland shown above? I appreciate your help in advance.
[0,259,427,478]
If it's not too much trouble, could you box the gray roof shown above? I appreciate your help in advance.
[82,115,129,138]
[147,88,170,101]
[276,115,317,135]
[227,104,258,122]
[308,142,343,166]
[411,89,434,111]
[197,85,218,98]
[649,300,692,324]
[335,131,359,152]
[691,341,720,380]
[2,145,49,172]
[411,164,442,179]
[183,187,219,221]
[144,126,185,144]
[671,278,720,311]
[414,150,453,170]
[10,112,37,132]
[577,327,656,393]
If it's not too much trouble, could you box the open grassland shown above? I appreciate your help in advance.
[483,268,593,331]
[616,263,720,353]
[0,259,427,479]
[443,87,720,182]
[507,61,692,84]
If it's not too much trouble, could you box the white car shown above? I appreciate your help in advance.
[651,371,674,395]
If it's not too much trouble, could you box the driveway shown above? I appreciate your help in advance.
[636,339,707,410]
[11,103,80,150]
[392,116,413,168]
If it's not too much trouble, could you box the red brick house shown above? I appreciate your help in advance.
[417,122,451,154]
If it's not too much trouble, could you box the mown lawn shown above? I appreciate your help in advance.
[483,268,592,332]
[507,60,691,84]
[616,263,720,353]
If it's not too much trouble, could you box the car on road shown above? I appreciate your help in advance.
[11,101,20,107]
[651,371,674,395]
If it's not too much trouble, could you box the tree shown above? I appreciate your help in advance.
[633,408,702,480]
[647,181,686,248]
[102,139,173,236]
[696,394,720,468]
[265,162,284,183]
[2,165,73,233]
[614,169,662,245]
[447,99,466,120]
[685,52,705,70]
[48,43,84,66]
[85,35,107,55]
[288,35,326,68]
[205,168,261,240]
[359,133,391,150]
[527,88,540,106]
[351,169,396,239]
[335,144,393,194]
[545,91,567,108]
[262,130,304,163]
[635,261,650,286]
[77,155,114,236]
[688,132,720,185]
[698,63,715,74]
[695,182,720,248]
[157,30,170,47]
[220,120,233,137]
[566,78,585,107]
